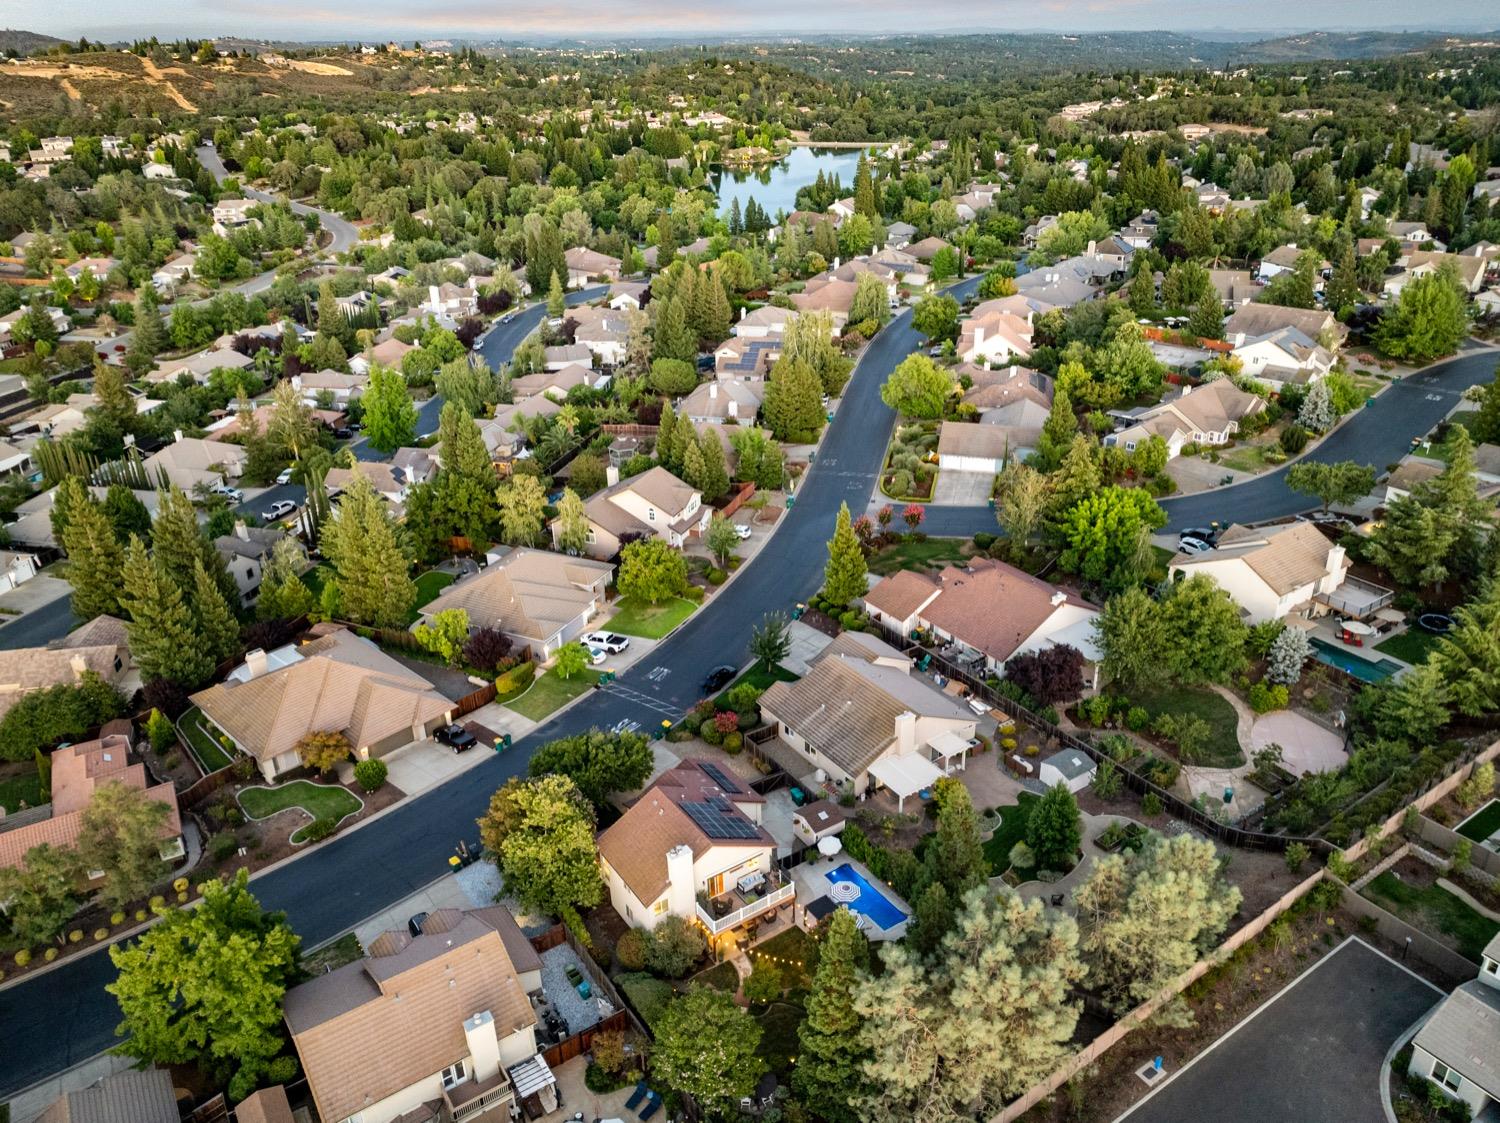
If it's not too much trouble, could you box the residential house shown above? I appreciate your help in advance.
[564,246,622,288]
[1208,268,1259,308]
[884,220,918,249]
[419,548,613,658]
[192,628,453,781]
[480,398,561,465]
[211,197,258,235]
[680,379,763,424]
[0,305,69,344]
[6,487,160,549]
[146,347,254,385]
[215,522,299,603]
[1256,244,1321,285]
[1195,182,1232,212]
[391,447,440,489]
[64,256,118,283]
[0,441,31,479]
[350,337,416,378]
[904,236,952,264]
[421,282,478,321]
[569,307,630,366]
[0,733,184,875]
[1022,216,1059,248]
[0,549,40,595]
[326,463,407,506]
[960,364,1054,439]
[1168,521,1384,624]
[22,1066,179,1123]
[293,368,369,406]
[607,281,649,310]
[1408,933,1500,1119]
[598,759,790,945]
[29,136,73,163]
[151,252,198,293]
[733,305,795,339]
[827,197,858,223]
[556,465,709,560]
[1105,379,1268,459]
[1384,456,1445,503]
[512,363,603,402]
[790,278,858,330]
[1231,326,1336,391]
[935,422,1017,476]
[760,632,978,807]
[863,559,1100,677]
[142,434,248,492]
[1013,268,1100,314]
[18,392,162,440]
[541,343,592,371]
[1388,220,1436,247]
[713,336,781,380]
[285,905,544,1123]
[0,613,135,721]
[1118,211,1160,250]
[1384,250,1487,297]
[957,304,1034,366]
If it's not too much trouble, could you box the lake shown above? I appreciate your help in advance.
[713,147,866,220]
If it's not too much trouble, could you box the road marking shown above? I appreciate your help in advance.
[601,683,681,718]
[646,665,670,683]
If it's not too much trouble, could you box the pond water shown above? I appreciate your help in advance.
[713,146,866,219]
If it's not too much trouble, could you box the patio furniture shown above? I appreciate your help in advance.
[790,786,806,806]
[624,1082,648,1110]
[736,871,767,895]
[639,1093,662,1121]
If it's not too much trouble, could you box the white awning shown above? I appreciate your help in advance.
[869,754,943,809]
[928,731,971,761]
[508,1054,556,1099]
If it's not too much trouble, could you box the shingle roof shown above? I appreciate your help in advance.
[1412,980,1500,1100]
[422,548,612,643]
[0,643,123,720]
[1174,521,1342,595]
[31,1067,178,1123]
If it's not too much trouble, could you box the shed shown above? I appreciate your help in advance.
[792,800,848,846]
[1038,748,1096,793]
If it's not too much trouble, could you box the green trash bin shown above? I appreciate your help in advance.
[493,733,513,753]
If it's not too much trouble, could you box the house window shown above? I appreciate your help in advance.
[1431,1062,1463,1093]
[1124,441,1136,452]
[441,1060,468,1090]
[1484,958,1498,976]
[653,898,669,915]
[647,509,656,522]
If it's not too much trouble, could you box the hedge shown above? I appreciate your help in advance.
[495,660,536,696]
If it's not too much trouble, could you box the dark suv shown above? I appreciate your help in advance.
[435,723,477,753]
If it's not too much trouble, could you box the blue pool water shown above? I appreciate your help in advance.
[1309,638,1402,683]
[826,863,908,930]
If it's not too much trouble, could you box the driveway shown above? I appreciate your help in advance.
[1116,937,1441,1123]
[930,468,995,506]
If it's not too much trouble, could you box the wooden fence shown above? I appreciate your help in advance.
[179,764,236,811]
[716,481,757,519]
[1339,740,1500,864]
[453,682,499,716]
[541,1009,630,1069]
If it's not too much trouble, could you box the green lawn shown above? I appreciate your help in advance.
[752,1000,806,1076]
[238,781,363,844]
[0,769,43,813]
[981,793,1039,876]
[1128,685,1245,767]
[179,707,236,772]
[617,972,675,1030]
[604,595,697,639]
[1216,440,1282,474]
[405,570,457,622]
[1457,800,1500,845]
[1374,628,1442,666]
[1364,870,1500,962]
[749,924,815,989]
[503,667,602,721]
[715,661,799,707]
[691,961,740,992]
[869,537,973,576]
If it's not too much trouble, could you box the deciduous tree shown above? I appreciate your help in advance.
[486,774,601,915]
[362,365,418,453]
[653,989,764,1115]
[618,538,688,603]
[527,728,654,809]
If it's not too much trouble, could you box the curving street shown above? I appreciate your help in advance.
[1,272,1492,1097]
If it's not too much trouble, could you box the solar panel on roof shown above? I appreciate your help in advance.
[681,799,760,840]
[696,760,741,794]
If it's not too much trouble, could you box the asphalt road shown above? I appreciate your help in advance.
[233,482,308,523]
[195,143,358,262]
[0,598,78,650]
[1118,938,1439,1123]
[923,342,1499,537]
[0,279,972,1100]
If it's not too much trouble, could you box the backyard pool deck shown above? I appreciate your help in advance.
[792,855,910,941]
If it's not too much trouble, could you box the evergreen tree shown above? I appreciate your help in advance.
[822,502,868,608]
[728,197,743,236]
[652,292,695,363]
[1471,374,1500,445]
[546,270,566,319]
[693,431,730,501]
[192,557,241,664]
[256,538,315,623]
[1026,783,1082,873]
[322,471,416,628]
[50,475,93,556]
[794,908,871,1122]
[126,287,167,374]
[655,402,687,473]
[152,487,238,608]
[1188,296,1224,340]
[762,358,825,443]
[92,360,136,430]
[854,155,878,219]
[1034,387,1077,471]
[60,495,124,620]
[121,536,214,687]
[925,779,988,898]
[1327,245,1360,316]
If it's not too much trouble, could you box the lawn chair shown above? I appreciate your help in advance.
[638,1091,662,1120]
[624,1081,648,1110]
[916,653,932,672]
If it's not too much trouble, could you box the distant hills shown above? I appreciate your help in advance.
[0,28,65,55]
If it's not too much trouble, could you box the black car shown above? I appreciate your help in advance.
[702,665,737,694]
[332,426,353,440]
[435,723,477,753]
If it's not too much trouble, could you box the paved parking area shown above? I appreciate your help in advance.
[931,468,995,505]
[1117,938,1441,1123]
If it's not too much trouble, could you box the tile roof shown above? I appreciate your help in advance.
[1225,303,1344,345]
[0,643,124,721]
[286,910,537,1123]
[422,548,612,643]
[937,421,1016,460]
[233,1086,296,1123]
[1174,521,1343,595]
[190,629,450,766]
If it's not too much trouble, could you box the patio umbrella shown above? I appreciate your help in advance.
[830,880,860,903]
[817,834,843,858]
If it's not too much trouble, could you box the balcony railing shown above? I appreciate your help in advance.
[696,881,795,935]
[1316,577,1394,619]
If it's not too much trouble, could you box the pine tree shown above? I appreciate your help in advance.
[92,360,135,430]
[680,437,707,496]
[1188,295,1224,340]
[655,402,686,473]
[728,197,743,236]
[1034,387,1077,471]
[152,487,240,609]
[49,474,92,550]
[322,471,416,628]
[192,557,241,664]
[1327,245,1360,316]
[546,270,566,319]
[121,537,214,687]
[822,502,868,608]
[652,293,695,363]
[762,358,824,444]
[256,537,315,623]
[126,288,167,374]
[794,908,871,1122]
[60,496,124,620]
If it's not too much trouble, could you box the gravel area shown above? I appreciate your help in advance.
[454,862,553,934]
[540,944,612,1034]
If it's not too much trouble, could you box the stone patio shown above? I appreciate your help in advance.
[1249,710,1347,776]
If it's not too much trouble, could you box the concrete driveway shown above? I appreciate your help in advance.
[931,468,995,506]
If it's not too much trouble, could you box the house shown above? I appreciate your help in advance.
[0,306,70,344]
[1038,749,1097,794]
[146,347,255,385]
[349,336,416,377]
[569,308,630,366]
[863,558,1100,677]
[607,281,649,310]
[541,343,592,371]
[513,363,603,402]
[294,368,369,406]
[142,434,249,492]
[326,463,407,506]
[733,305,795,339]
[1408,933,1500,1119]
[885,220,918,249]
[285,905,544,1123]
[191,628,453,781]
[1388,220,1435,246]
[23,1066,179,1123]
[557,465,709,559]
[760,632,978,806]
[1014,268,1100,314]
[421,282,478,321]
[680,379,763,424]
[1105,379,1268,459]
[215,522,298,602]
[1169,521,1378,624]
[391,447,441,489]
[960,365,1053,442]
[29,136,73,163]
[1384,250,1487,297]
[1022,216,1058,248]
[64,256,118,283]
[7,488,161,549]
[1118,211,1159,250]
[905,237,952,264]
[936,422,1016,476]
[1208,269,1259,308]
[419,548,613,658]
[713,336,781,380]
[0,549,40,595]
[0,441,30,478]
[827,197,858,223]
[1231,327,1336,391]
[0,733,184,875]
[1384,457,1445,503]
[790,278,858,329]
[564,246,622,288]
[151,252,198,293]
[1225,303,1345,349]
[598,759,790,945]
[1256,244,1320,284]
[211,197,258,235]
[957,305,1034,366]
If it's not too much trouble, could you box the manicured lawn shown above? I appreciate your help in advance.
[617,972,675,1030]
[691,961,740,992]
[752,1000,806,1075]
[1128,685,1244,768]
[1217,440,1282,474]
[1457,800,1500,845]
[981,792,1039,876]
[238,780,363,844]
[716,661,799,706]
[604,595,697,639]
[749,924,815,988]
[1364,871,1500,962]
[503,667,602,721]
[1374,627,1442,666]
[179,707,236,772]
[0,769,43,813]
[868,537,972,576]
[405,570,456,622]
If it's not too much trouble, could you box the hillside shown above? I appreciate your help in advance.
[0,28,66,56]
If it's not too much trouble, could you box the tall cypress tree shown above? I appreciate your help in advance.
[60,497,124,621]
[794,908,871,1123]
[322,471,416,629]
[121,537,213,687]
[822,502,868,608]
[192,557,241,665]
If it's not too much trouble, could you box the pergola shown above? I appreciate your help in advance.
[869,753,944,812]
[927,730,971,774]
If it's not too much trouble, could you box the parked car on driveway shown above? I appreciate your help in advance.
[586,646,607,666]
[733,523,752,540]
[261,499,297,521]
[434,724,477,753]
[1177,536,1214,555]
[582,631,630,654]
[1179,526,1220,545]
[275,467,294,485]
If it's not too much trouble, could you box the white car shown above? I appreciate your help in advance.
[1177,536,1214,555]
[586,646,608,666]
[211,483,243,503]
[275,467,294,485]
[582,631,630,654]
[733,523,752,540]
[262,499,297,521]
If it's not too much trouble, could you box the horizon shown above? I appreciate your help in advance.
[7,0,1497,45]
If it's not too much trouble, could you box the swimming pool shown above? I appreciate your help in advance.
[826,863,908,930]
[1309,638,1403,683]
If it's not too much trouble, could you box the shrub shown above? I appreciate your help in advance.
[645,915,706,978]
[134,909,147,922]
[706,567,727,585]
[14,949,30,967]
[209,832,239,863]
[722,731,743,753]
[109,911,125,926]
[743,960,784,1003]
[495,660,536,696]
[299,818,339,844]
[1126,706,1150,731]
[701,722,723,746]
[1280,425,1309,454]
[93,928,108,942]
[43,947,57,962]
[1141,791,1164,817]
[1248,681,1290,713]
[462,627,514,673]
[616,928,648,971]
[1284,841,1310,874]
[354,758,389,793]
[145,708,176,754]
[1456,762,1495,810]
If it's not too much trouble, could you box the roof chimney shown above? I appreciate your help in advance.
[173,429,184,443]
[234,519,249,541]
[605,463,620,487]
[1051,591,1067,607]
[244,648,269,680]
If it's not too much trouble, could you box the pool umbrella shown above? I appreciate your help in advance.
[830,880,860,903]
[817,834,843,858]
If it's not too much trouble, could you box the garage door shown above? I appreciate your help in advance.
[940,454,1000,473]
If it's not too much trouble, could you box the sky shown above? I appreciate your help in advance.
[10,0,1495,42]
